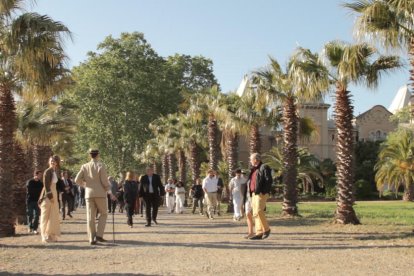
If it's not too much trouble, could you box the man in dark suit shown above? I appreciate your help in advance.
[138,167,165,227]
[61,171,74,220]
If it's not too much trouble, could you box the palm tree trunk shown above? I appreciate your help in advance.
[208,116,219,171]
[410,37,414,110]
[33,144,53,171]
[0,83,17,237]
[281,96,299,217]
[189,141,201,182]
[162,154,168,184]
[226,131,238,213]
[249,124,261,155]
[178,150,186,184]
[167,153,176,180]
[13,142,31,225]
[403,184,414,201]
[334,86,360,224]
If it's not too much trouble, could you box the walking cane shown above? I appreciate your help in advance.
[112,205,115,243]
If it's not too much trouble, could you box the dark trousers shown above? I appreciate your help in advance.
[192,198,203,214]
[143,194,159,224]
[62,193,74,218]
[27,201,40,230]
[107,195,117,213]
[125,200,135,225]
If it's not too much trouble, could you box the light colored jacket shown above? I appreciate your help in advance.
[75,160,110,198]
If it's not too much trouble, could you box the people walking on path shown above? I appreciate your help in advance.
[123,171,138,227]
[75,149,116,245]
[229,169,246,221]
[202,170,218,220]
[215,173,224,216]
[246,153,272,240]
[175,181,186,214]
[26,170,43,234]
[164,178,176,214]
[38,155,61,243]
[61,171,74,220]
[108,176,118,213]
[138,167,165,227]
[190,178,204,215]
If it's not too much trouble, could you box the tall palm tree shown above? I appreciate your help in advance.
[344,0,414,93]
[318,41,401,224]
[375,129,414,201]
[252,50,328,217]
[189,86,221,172]
[0,0,71,236]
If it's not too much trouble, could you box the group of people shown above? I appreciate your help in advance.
[26,149,272,245]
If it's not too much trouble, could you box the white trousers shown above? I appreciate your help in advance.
[175,194,185,213]
[166,196,175,212]
[233,193,242,218]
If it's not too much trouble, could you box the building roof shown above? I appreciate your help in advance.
[356,105,393,120]
[236,75,249,97]
[388,85,411,114]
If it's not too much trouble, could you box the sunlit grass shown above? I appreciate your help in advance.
[265,201,414,226]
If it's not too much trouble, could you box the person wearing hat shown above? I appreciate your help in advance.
[75,149,116,245]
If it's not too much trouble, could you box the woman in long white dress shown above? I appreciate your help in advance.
[38,155,61,243]
[229,169,246,221]
[175,181,186,214]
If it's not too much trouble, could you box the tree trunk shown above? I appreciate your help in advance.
[178,150,186,184]
[33,144,53,171]
[334,86,360,224]
[13,142,31,225]
[249,124,261,155]
[189,141,201,182]
[281,96,299,217]
[403,184,414,201]
[0,83,17,237]
[161,154,168,184]
[410,37,414,119]
[226,131,238,213]
[208,116,219,171]
[167,153,176,180]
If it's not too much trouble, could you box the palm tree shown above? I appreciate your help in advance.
[252,50,328,217]
[0,1,71,236]
[318,41,401,224]
[344,0,414,93]
[375,129,414,201]
[189,86,221,171]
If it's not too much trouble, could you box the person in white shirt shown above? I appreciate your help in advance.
[229,169,246,221]
[164,179,176,214]
[175,181,186,214]
[202,169,218,219]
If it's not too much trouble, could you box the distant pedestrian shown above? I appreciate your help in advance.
[246,153,272,240]
[74,149,116,245]
[26,170,43,234]
[138,167,165,227]
[191,178,204,215]
[123,171,138,227]
[202,169,218,220]
[215,173,224,216]
[175,181,185,214]
[108,176,118,213]
[164,178,176,214]
[229,169,246,221]
[61,171,74,220]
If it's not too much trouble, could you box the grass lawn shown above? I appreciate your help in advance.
[265,201,414,226]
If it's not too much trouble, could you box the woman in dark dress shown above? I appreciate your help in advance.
[123,171,138,227]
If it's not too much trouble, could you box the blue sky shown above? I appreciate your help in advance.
[33,0,409,115]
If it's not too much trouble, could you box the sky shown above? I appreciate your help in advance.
[32,0,409,116]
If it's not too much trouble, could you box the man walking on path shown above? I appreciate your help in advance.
[61,171,74,220]
[26,170,43,234]
[75,149,116,245]
[138,167,165,227]
[202,169,218,220]
[247,153,272,240]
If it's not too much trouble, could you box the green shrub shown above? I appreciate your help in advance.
[355,179,375,200]
[324,177,336,199]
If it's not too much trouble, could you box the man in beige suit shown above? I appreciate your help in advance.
[75,149,116,245]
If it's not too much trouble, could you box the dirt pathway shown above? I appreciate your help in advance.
[1,206,413,275]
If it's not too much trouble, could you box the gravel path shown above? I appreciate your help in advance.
[1,205,414,275]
